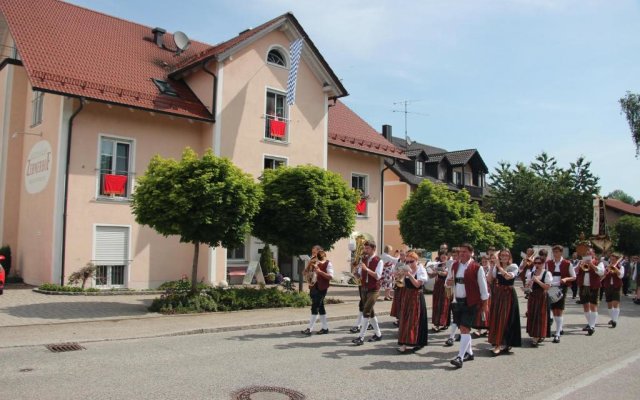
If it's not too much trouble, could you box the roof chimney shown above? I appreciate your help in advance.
[152,27,166,48]
[382,124,393,142]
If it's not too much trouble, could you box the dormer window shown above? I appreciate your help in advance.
[152,78,178,97]
[267,48,287,67]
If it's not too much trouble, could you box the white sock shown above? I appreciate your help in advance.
[359,318,369,338]
[458,334,471,359]
[608,308,613,319]
[466,338,473,355]
[557,316,563,335]
[370,316,381,336]
[589,312,598,328]
[320,314,328,330]
[449,323,458,339]
[584,312,590,324]
[308,314,317,330]
[354,312,363,328]
[612,308,620,322]
[553,317,560,336]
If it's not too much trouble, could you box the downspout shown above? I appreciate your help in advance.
[202,61,217,122]
[380,158,396,248]
[60,98,84,285]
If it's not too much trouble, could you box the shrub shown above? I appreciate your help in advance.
[149,286,311,314]
[68,263,96,289]
[157,277,211,293]
[39,283,84,292]
[0,245,11,276]
[259,244,278,275]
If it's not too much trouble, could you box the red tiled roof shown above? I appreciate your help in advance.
[0,0,213,120]
[328,100,407,159]
[605,198,640,216]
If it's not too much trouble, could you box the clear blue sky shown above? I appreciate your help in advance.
[69,0,640,200]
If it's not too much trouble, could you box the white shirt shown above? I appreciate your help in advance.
[491,263,519,279]
[357,256,384,281]
[381,252,399,266]
[582,262,605,286]
[549,258,576,287]
[525,269,553,286]
[323,261,335,279]
[452,261,490,301]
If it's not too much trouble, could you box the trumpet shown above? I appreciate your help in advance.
[303,257,318,286]
[394,263,410,288]
[606,257,623,276]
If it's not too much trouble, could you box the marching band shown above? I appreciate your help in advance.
[299,240,631,370]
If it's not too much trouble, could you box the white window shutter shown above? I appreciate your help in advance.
[95,226,129,264]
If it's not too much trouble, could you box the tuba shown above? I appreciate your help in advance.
[348,234,367,285]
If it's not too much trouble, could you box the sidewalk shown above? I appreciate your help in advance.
[0,284,391,348]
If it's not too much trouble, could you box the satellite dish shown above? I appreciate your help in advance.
[173,31,191,55]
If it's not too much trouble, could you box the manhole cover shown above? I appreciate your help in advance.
[45,342,86,353]
[232,386,305,400]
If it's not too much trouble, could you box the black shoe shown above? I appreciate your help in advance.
[611,321,617,328]
[368,334,382,342]
[531,340,539,347]
[587,327,595,336]
[463,352,474,362]
[317,328,329,335]
[367,324,373,330]
[552,336,560,344]
[349,326,360,333]
[352,337,364,345]
[560,330,564,336]
[444,338,454,347]
[393,320,399,327]
[471,331,482,339]
[608,320,613,326]
[582,325,589,331]
[450,356,463,368]
[301,328,312,336]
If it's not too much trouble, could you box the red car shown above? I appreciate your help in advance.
[0,254,5,295]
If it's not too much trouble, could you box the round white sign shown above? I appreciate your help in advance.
[25,140,53,194]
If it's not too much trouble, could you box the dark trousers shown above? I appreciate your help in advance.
[310,287,328,315]
[622,277,630,295]
[571,281,578,298]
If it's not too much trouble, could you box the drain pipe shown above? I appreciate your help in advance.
[202,61,217,122]
[60,97,84,285]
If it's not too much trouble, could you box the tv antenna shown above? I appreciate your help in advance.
[392,99,428,147]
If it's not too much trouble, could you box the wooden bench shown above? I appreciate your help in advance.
[227,265,248,285]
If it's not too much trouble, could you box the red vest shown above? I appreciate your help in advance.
[361,255,381,290]
[453,260,482,306]
[577,265,602,289]
[314,261,331,291]
[545,259,572,286]
[602,269,622,289]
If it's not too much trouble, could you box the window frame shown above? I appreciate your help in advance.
[96,134,136,201]
[415,160,423,176]
[263,154,288,170]
[227,239,248,263]
[266,45,290,69]
[92,224,131,289]
[263,87,290,143]
[453,171,462,185]
[31,90,44,127]
[351,172,369,217]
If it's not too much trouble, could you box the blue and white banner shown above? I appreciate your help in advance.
[286,38,304,106]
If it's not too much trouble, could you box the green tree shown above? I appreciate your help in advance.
[612,215,640,256]
[252,165,358,289]
[606,189,636,205]
[398,180,513,250]
[619,91,640,157]
[131,148,262,290]
[487,152,600,253]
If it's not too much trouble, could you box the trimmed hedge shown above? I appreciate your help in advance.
[39,283,100,293]
[149,286,311,314]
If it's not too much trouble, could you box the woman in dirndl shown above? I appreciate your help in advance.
[525,256,552,346]
[397,251,429,353]
[430,251,451,332]
[487,249,522,356]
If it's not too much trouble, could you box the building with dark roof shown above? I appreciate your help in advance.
[382,132,490,250]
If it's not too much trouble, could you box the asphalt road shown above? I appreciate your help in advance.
[2,296,639,400]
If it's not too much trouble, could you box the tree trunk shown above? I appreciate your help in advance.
[192,241,200,291]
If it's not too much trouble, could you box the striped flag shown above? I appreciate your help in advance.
[286,38,304,106]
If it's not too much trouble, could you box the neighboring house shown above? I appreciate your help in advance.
[327,101,407,278]
[383,136,489,251]
[0,0,353,288]
[593,197,640,238]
